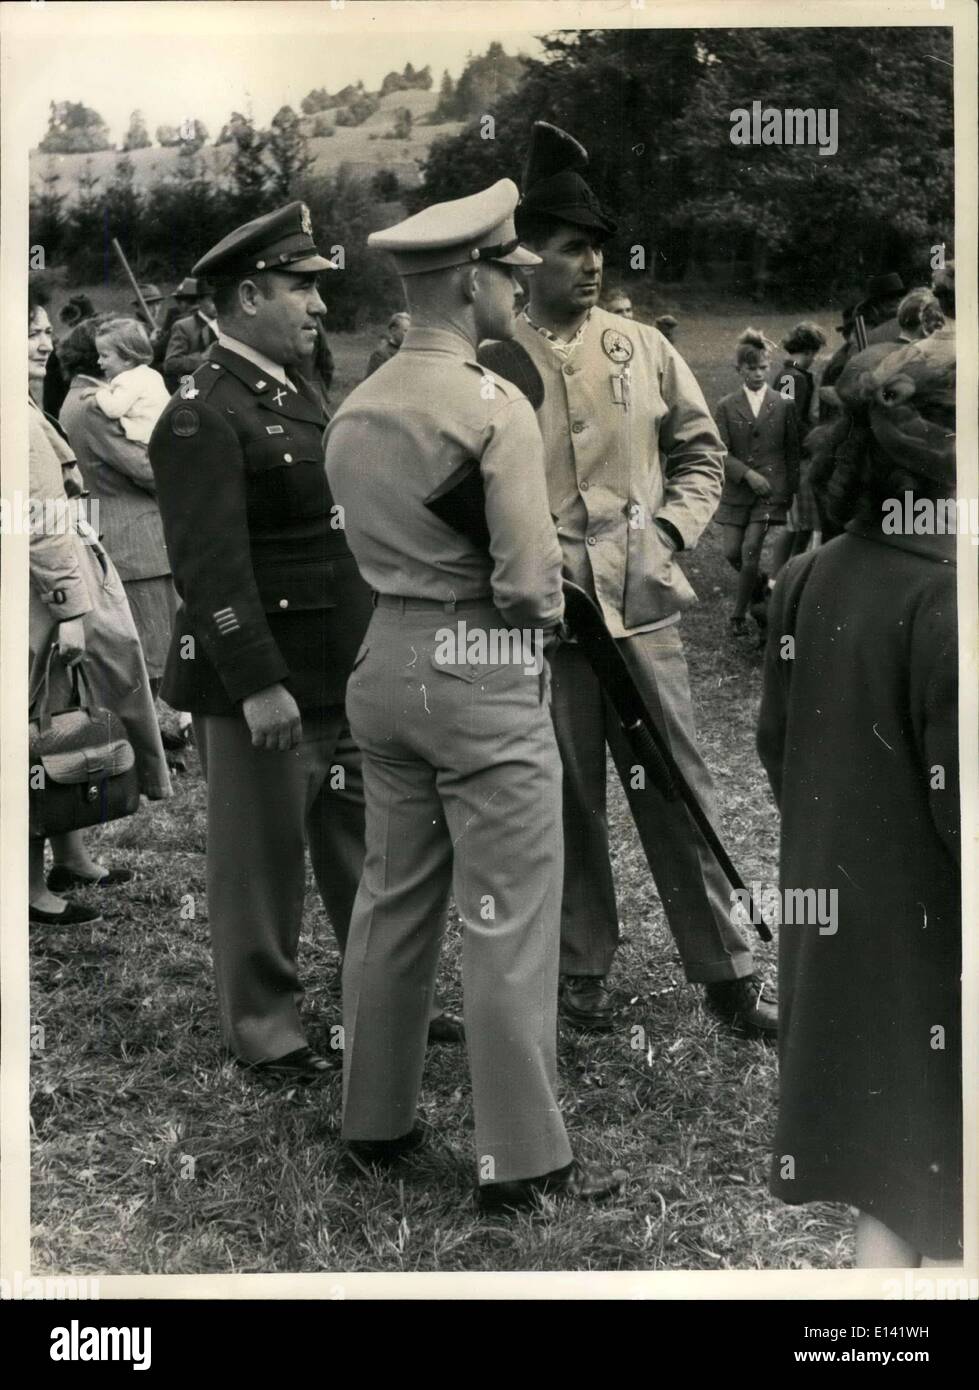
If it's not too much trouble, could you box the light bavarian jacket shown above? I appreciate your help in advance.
[511,309,724,636]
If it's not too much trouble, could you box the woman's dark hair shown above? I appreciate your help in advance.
[808,408,947,538]
[60,294,96,328]
[57,315,108,381]
[28,276,51,317]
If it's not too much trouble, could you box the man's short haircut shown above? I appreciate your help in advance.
[211,272,275,318]
[94,316,154,367]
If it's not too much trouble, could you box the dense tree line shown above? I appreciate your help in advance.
[416,28,954,301]
[28,115,402,328]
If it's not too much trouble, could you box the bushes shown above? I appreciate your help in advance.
[28,158,404,328]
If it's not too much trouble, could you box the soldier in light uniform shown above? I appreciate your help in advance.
[325,180,623,1211]
[482,124,777,1037]
[149,203,372,1083]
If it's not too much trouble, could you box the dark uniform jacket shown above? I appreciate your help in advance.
[148,343,372,715]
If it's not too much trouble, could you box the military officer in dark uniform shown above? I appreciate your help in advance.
[149,203,372,1082]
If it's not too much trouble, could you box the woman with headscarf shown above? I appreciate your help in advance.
[758,334,961,1265]
[28,283,170,924]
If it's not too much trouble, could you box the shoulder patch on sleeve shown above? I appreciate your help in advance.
[170,406,200,437]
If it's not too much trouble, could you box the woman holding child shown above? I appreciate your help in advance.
[58,316,175,691]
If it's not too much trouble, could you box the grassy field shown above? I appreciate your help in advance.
[29,310,855,1277]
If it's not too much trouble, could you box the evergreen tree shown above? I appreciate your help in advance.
[266,105,314,198]
[123,110,151,151]
[104,153,143,261]
[433,69,455,121]
[30,160,67,262]
[67,160,109,281]
[227,114,270,218]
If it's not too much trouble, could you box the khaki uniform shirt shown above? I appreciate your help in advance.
[325,326,564,632]
[513,309,724,637]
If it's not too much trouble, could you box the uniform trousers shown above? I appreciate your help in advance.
[551,623,754,984]
[341,602,573,1184]
[193,709,364,1063]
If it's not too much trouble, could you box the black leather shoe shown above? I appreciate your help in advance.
[46,866,134,893]
[427,1011,465,1044]
[559,976,616,1032]
[245,1047,336,1084]
[29,900,103,926]
[347,1122,426,1168]
[705,975,778,1038]
[476,1159,625,1214]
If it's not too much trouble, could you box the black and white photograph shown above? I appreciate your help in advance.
[1,0,976,1313]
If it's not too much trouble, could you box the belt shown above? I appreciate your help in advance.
[372,592,494,613]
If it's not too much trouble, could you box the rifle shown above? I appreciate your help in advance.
[424,455,771,943]
[852,310,869,353]
[561,581,770,941]
[111,238,154,331]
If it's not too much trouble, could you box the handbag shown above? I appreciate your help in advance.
[28,646,141,838]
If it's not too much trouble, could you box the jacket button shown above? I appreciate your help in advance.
[279,599,289,609]
[580,480,589,491]
[283,453,293,463]
[572,421,585,433]
[563,364,575,376]
[587,535,597,546]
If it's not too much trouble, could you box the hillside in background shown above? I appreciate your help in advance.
[30,90,465,202]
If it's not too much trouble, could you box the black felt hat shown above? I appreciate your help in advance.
[865,272,904,301]
[518,122,617,239]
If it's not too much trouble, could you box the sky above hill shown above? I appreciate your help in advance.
[9,2,546,148]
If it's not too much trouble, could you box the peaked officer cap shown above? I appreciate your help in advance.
[194,202,336,282]
[368,179,540,276]
[518,121,617,239]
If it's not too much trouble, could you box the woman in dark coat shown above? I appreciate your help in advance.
[758,335,961,1264]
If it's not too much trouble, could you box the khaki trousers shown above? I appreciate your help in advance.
[551,624,754,984]
[341,603,573,1184]
[194,710,364,1063]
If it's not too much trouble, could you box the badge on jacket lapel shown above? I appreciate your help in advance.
[602,328,634,363]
